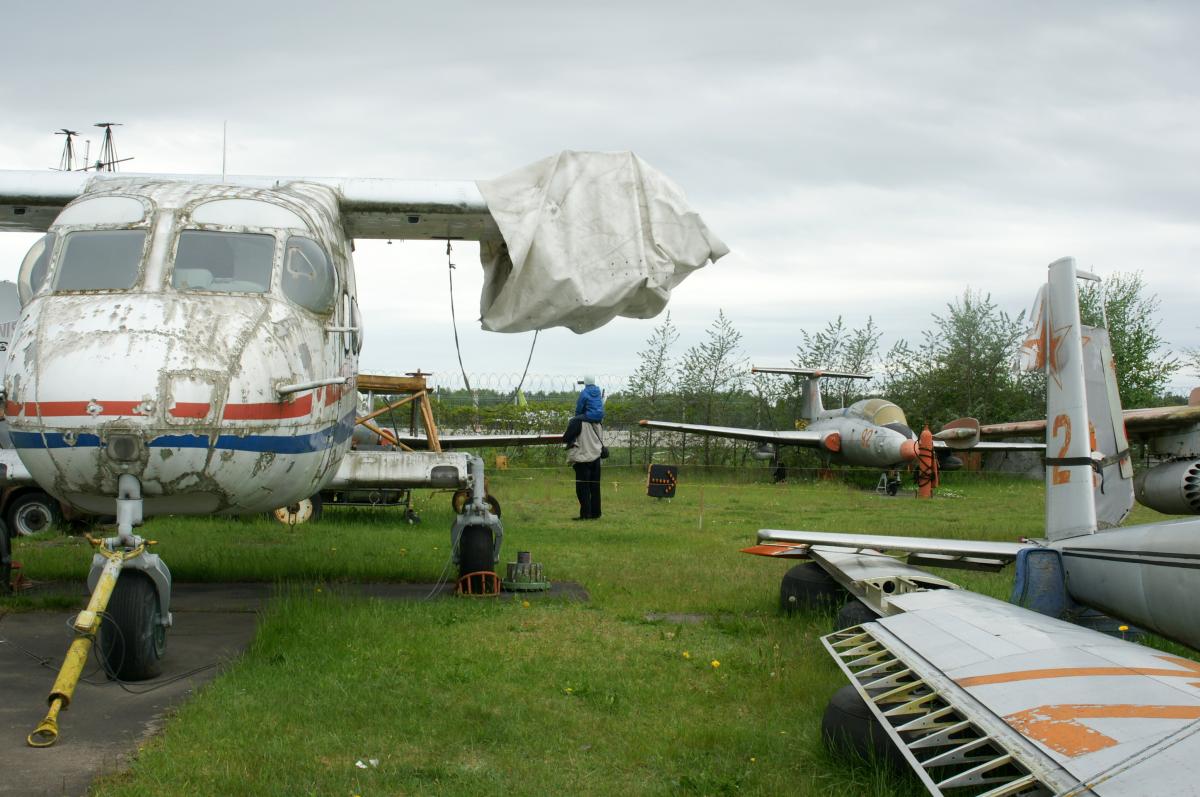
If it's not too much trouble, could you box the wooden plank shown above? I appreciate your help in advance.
[356,373,427,393]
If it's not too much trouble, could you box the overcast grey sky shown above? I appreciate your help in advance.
[2,1,1198,390]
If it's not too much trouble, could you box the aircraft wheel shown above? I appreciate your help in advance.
[780,563,843,615]
[457,525,495,580]
[821,684,905,769]
[7,492,63,537]
[834,598,877,631]
[100,573,166,681]
[270,494,323,525]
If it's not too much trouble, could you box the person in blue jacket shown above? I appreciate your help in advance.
[564,375,604,445]
[575,375,604,422]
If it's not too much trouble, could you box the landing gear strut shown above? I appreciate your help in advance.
[27,474,172,747]
[451,456,503,594]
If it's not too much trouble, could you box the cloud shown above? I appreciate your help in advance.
[1,0,1198,390]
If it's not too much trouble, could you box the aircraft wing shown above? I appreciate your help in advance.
[753,528,1031,571]
[1,152,726,335]
[392,433,563,450]
[981,404,1200,441]
[638,419,825,447]
[0,171,90,232]
[934,439,1046,452]
[0,169,495,239]
[827,588,1200,795]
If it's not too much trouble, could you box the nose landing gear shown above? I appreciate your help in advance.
[26,474,172,747]
[451,456,504,595]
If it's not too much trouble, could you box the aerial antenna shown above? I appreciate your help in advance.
[54,129,80,171]
[92,122,133,171]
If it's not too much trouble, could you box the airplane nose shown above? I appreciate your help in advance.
[900,440,918,461]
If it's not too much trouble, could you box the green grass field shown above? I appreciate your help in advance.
[2,467,1186,796]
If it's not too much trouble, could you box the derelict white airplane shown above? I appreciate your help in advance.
[0,151,726,695]
[744,259,1200,795]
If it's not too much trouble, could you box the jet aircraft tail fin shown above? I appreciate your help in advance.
[750,367,872,421]
[1023,258,1133,541]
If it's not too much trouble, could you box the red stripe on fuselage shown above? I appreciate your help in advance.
[7,394,316,420]
[169,402,212,419]
[222,394,314,420]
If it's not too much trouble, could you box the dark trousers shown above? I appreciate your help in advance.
[573,459,602,519]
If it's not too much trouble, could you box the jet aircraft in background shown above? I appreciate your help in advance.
[744,259,1200,795]
[640,367,1041,490]
[980,390,1200,516]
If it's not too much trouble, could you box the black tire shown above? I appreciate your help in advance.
[821,684,906,770]
[7,491,63,537]
[99,573,166,681]
[457,525,495,580]
[0,518,12,595]
[835,598,878,631]
[269,494,323,525]
[780,563,844,615]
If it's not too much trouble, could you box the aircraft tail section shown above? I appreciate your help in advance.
[751,367,872,421]
[801,376,823,420]
[1082,324,1135,528]
[1023,258,1132,540]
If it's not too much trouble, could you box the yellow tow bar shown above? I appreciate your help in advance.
[27,535,149,748]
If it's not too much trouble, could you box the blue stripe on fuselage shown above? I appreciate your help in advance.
[9,410,356,455]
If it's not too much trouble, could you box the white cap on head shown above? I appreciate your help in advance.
[583,375,596,385]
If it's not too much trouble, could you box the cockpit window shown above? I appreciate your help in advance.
[173,231,275,294]
[281,236,336,313]
[859,398,907,428]
[54,230,146,292]
[192,199,307,229]
[17,232,56,305]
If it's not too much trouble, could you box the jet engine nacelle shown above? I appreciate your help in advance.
[1133,458,1200,515]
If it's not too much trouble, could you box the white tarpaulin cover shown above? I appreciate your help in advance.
[476,151,728,334]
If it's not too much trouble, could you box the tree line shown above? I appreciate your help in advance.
[412,272,1181,468]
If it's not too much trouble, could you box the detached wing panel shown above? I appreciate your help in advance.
[827,589,1200,795]
[639,420,825,447]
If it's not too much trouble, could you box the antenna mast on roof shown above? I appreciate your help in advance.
[91,122,134,171]
[54,129,80,171]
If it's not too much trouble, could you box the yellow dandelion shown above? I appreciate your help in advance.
[711,659,721,669]
[750,757,757,763]
[682,651,691,659]
[1119,625,1130,632]
[564,687,574,694]
[522,600,531,608]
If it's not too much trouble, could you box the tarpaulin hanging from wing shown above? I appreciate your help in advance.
[476,151,728,334]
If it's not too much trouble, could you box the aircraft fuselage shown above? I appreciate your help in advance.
[4,178,361,515]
